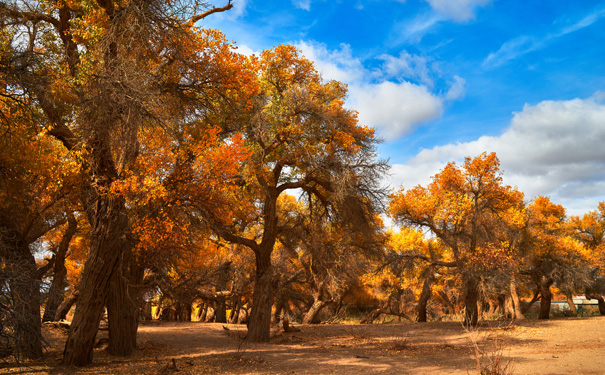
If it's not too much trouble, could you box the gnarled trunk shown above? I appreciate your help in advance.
[4,239,43,359]
[106,248,143,356]
[61,192,128,366]
[417,275,434,322]
[246,250,273,342]
[538,278,553,320]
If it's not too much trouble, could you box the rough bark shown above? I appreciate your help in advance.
[43,214,77,322]
[4,240,43,359]
[61,192,128,366]
[417,275,433,322]
[106,248,144,356]
[463,277,479,327]
[246,250,273,342]
[538,278,553,320]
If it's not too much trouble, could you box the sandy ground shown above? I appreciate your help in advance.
[2,316,604,374]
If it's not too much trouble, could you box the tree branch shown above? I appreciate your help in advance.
[186,1,234,25]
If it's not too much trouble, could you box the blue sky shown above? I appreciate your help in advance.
[203,0,605,216]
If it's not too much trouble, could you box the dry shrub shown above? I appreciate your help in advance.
[464,321,514,375]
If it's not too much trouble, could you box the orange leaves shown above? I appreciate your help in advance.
[389,152,525,269]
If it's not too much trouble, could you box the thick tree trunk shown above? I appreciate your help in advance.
[538,278,553,320]
[246,250,273,342]
[4,241,43,359]
[106,247,143,357]
[463,277,479,327]
[61,192,128,366]
[417,276,433,322]
[43,214,77,322]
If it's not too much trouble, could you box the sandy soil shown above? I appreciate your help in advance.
[2,316,604,374]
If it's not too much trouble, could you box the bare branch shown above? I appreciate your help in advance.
[186,1,233,25]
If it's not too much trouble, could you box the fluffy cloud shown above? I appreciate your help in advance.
[350,82,443,139]
[390,96,605,215]
[426,0,491,22]
[295,41,449,140]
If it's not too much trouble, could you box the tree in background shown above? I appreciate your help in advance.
[520,196,592,319]
[389,152,525,326]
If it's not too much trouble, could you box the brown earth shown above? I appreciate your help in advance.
[2,316,604,374]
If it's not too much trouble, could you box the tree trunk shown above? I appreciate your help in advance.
[417,275,433,322]
[214,261,231,324]
[522,289,540,314]
[229,299,241,324]
[55,292,79,321]
[538,278,553,320]
[61,192,128,366]
[586,294,605,315]
[463,277,479,327]
[246,250,273,342]
[302,297,329,324]
[4,240,43,359]
[509,280,525,320]
[565,293,577,316]
[106,248,143,357]
[43,214,77,322]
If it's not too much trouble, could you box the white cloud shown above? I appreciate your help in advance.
[293,0,311,11]
[230,0,249,18]
[350,82,443,139]
[445,75,466,100]
[379,51,433,87]
[295,41,366,83]
[294,41,447,140]
[233,43,256,56]
[394,13,443,44]
[426,0,491,22]
[389,95,605,215]
[483,7,605,69]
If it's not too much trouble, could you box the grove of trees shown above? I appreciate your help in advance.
[0,0,603,366]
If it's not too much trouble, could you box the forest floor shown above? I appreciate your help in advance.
[2,316,604,375]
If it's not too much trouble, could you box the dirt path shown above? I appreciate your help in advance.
[2,316,604,374]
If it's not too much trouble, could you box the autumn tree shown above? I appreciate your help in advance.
[0,103,78,358]
[389,152,525,326]
[520,197,592,319]
[209,45,388,341]
[1,0,239,365]
[569,202,605,315]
